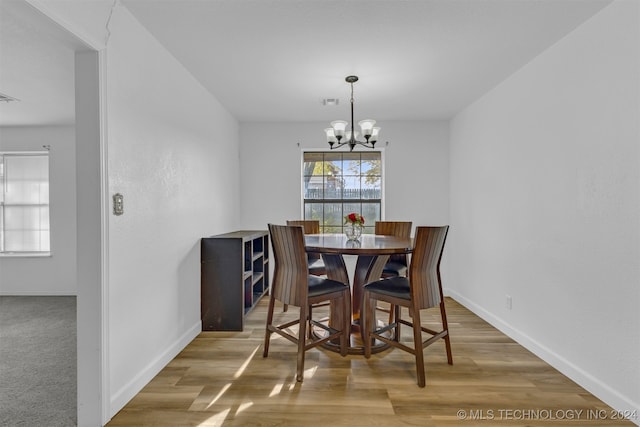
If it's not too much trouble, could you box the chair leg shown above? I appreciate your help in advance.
[440,300,453,365]
[263,296,276,357]
[393,305,401,342]
[387,304,395,327]
[296,306,308,382]
[411,308,426,387]
[362,290,373,359]
[339,290,350,357]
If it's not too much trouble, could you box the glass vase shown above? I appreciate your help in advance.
[345,223,362,241]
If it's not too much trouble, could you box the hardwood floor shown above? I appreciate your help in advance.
[107,298,634,426]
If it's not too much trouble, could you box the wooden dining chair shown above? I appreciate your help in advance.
[361,225,452,387]
[375,221,412,278]
[374,221,413,325]
[284,220,327,313]
[265,224,351,382]
[286,220,326,276]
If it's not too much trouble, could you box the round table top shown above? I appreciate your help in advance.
[304,233,413,256]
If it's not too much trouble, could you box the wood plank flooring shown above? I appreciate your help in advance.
[107,298,635,426]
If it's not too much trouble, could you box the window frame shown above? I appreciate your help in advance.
[300,148,385,234]
[0,150,51,257]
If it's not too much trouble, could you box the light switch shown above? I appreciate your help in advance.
[113,193,124,216]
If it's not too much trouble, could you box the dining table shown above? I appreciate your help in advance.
[304,233,413,354]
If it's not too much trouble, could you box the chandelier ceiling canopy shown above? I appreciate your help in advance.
[325,76,381,151]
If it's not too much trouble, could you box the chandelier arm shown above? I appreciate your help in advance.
[329,139,376,152]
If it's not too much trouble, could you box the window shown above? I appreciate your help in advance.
[303,151,382,234]
[0,152,50,254]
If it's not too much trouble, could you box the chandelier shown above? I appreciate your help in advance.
[324,75,380,151]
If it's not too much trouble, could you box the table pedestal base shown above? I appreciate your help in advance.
[312,319,396,355]
[320,253,391,354]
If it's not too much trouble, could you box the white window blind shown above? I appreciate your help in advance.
[0,153,50,254]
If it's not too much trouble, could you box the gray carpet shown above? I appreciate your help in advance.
[0,296,76,427]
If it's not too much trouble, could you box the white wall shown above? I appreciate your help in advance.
[104,5,241,417]
[74,49,104,426]
[449,0,639,419]
[0,125,77,295]
[239,120,449,229]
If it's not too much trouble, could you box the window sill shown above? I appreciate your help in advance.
[0,252,51,258]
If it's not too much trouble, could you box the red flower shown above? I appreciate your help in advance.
[344,212,365,225]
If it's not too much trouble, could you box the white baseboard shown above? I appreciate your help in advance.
[445,288,640,426]
[109,320,202,418]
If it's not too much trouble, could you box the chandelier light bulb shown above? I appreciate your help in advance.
[324,128,337,144]
[370,127,380,143]
[358,119,376,138]
[330,120,348,141]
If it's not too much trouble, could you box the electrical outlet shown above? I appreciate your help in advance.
[505,295,512,310]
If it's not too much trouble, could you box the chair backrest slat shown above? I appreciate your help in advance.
[409,226,449,310]
[287,220,321,262]
[286,220,320,234]
[374,221,412,238]
[269,224,309,307]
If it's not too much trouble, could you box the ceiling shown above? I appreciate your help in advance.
[0,0,84,126]
[0,0,612,127]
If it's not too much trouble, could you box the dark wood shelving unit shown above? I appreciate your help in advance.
[201,230,270,331]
